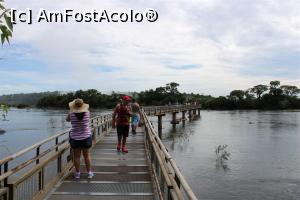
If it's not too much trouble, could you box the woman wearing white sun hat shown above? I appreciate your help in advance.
[66,98,94,179]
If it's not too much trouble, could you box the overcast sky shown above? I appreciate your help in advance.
[0,0,300,96]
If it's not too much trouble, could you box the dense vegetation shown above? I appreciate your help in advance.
[206,81,300,110]
[35,83,190,109]
[36,90,119,109]
[0,92,60,107]
[1,81,299,110]
[34,81,300,110]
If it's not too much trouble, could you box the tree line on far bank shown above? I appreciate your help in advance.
[205,81,300,109]
[34,81,300,110]
[36,82,187,109]
[1,81,299,110]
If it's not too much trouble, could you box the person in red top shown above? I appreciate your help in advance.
[112,95,132,153]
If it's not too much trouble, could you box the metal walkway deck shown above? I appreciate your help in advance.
[46,127,155,200]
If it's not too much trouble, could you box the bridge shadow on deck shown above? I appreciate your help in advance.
[46,127,155,200]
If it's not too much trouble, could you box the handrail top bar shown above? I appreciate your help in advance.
[0,129,70,165]
[0,113,112,165]
[90,113,112,120]
[143,105,201,113]
[144,104,201,106]
[0,141,69,182]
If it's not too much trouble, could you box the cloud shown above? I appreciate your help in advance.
[0,0,300,96]
[167,64,200,70]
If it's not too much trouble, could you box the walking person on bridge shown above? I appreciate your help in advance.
[112,95,132,153]
[130,98,142,135]
[66,98,94,179]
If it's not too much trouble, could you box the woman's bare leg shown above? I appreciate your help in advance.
[73,149,81,172]
[122,136,127,147]
[82,148,92,172]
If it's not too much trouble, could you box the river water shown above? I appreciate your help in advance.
[152,110,300,200]
[1,109,300,199]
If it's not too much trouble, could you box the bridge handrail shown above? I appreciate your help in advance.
[0,114,112,184]
[141,108,198,200]
[0,130,69,166]
[143,105,201,115]
[0,115,110,166]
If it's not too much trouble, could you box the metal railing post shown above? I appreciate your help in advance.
[0,164,2,188]
[175,173,181,189]
[36,147,40,164]
[3,163,8,187]
[56,137,62,173]
[182,110,186,126]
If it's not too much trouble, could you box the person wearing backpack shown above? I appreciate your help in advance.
[112,95,132,153]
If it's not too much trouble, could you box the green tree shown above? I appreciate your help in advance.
[208,96,235,110]
[229,90,245,101]
[0,104,9,120]
[0,0,13,45]
[155,86,167,94]
[244,89,255,100]
[166,82,179,94]
[249,85,268,99]
[270,80,280,88]
[269,80,283,96]
[280,85,300,96]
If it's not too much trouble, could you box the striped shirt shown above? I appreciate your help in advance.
[69,112,91,140]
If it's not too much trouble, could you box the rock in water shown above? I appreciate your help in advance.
[0,128,6,134]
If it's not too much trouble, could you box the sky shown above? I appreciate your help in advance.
[0,0,300,96]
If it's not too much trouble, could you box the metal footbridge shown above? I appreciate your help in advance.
[0,105,201,200]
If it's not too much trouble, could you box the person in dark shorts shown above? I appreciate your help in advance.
[112,95,132,153]
[66,98,94,179]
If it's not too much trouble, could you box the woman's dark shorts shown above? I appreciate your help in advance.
[117,125,130,137]
[69,136,92,149]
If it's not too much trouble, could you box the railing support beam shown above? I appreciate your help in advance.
[172,112,176,130]
[155,113,165,139]
[182,110,186,126]
[188,109,192,122]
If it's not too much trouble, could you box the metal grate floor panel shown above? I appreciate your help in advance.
[101,140,144,143]
[94,143,145,148]
[90,153,146,159]
[104,135,144,139]
[82,165,150,172]
[56,182,153,193]
[88,158,147,166]
[109,131,144,135]
[65,173,151,181]
[48,195,154,200]
[103,136,144,141]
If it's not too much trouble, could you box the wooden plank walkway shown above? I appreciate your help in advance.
[46,127,155,200]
